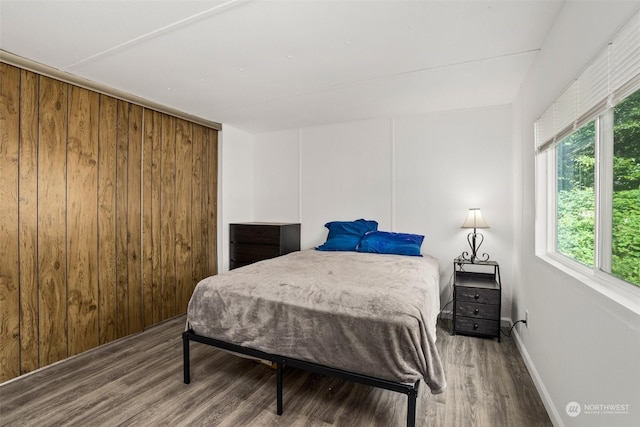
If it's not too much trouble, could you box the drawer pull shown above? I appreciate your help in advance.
[474,308,479,314]
[474,294,480,300]
[473,324,479,329]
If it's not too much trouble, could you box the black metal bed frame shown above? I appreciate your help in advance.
[182,329,420,427]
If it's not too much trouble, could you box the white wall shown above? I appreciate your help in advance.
[254,130,300,222]
[248,106,514,318]
[393,107,514,298]
[220,7,640,426]
[219,124,254,272]
[513,2,640,426]
[299,119,394,247]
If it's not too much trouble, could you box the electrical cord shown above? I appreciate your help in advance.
[501,319,527,338]
[437,298,454,330]
[437,270,456,331]
[436,268,460,332]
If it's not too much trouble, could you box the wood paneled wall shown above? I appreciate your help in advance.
[0,63,218,382]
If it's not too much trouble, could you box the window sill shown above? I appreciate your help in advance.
[537,252,640,314]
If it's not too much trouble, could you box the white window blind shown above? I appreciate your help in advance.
[536,12,640,151]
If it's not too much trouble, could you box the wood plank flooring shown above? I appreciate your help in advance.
[0,316,551,427]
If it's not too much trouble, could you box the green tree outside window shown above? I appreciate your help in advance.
[556,90,639,287]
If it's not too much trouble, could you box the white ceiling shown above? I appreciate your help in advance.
[1,0,564,133]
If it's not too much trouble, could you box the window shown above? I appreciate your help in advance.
[610,93,640,286]
[535,12,640,298]
[549,94,640,287]
[556,120,596,268]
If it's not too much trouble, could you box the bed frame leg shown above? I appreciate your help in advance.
[182,332,191,384]
[406,382,419,427]
[276,361,283,415]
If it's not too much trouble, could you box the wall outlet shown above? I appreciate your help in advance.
[525,310,529,328]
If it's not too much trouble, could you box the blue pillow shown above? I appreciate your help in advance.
[357,231,424,256]
[316,219,378,252]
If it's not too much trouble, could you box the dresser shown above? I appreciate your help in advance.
[452,259,501,342]
[229,222,301,270]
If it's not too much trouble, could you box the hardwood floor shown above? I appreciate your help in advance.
[0,316,551,427]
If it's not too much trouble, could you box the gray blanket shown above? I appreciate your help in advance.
[186,250,446,394]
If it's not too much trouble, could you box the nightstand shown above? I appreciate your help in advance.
[452,258,501,342]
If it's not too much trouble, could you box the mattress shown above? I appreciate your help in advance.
[186,249,446,394]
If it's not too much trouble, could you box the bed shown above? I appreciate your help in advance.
[183,249,447,426]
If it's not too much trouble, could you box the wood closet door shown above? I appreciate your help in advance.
[0,62,219,382]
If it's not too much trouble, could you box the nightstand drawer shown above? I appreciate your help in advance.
[453,258,501,341]
[455,302,500,319]
[454,317,499,336]
[455,287,500,305]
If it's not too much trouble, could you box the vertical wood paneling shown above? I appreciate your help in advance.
[18,69,40,374]
[0,63,21,382]
[0,64,218,382]
[161,114,177,320]
[115,100,129,338]
[38,76,68,366]
[175,119,193,314]
[128,105,143,334]
[142,109,154,328]
[207,129,219,276]
[200,127,211,277]
[191,125,204,285]
[67,86,99,356]
[151,111,163,324]
[98,95,117,345]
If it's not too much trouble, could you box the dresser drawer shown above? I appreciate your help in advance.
[455,301,500,319]
[230,243,281,263]
[455,286,500,305]
[229,223,301,270]
[230,225,280,245]
[454,316,500,336]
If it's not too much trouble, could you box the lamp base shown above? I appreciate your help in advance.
[458,252,491,264]
[459,231,490,264]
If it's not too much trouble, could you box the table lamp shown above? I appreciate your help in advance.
[460,208,490,263]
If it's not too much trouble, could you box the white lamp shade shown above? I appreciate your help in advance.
[461,208,490,229]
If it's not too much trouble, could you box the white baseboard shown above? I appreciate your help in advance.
[442,313,560,425]
[512,323,564,427]
[500,316,513,328]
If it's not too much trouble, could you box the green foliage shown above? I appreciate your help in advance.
[614,89,640,166]
[558,188,639,286]
[557,188,595,267]
[611,189,640,286]
[557,90,640,192]
[614,91,640,191]
[613,156,640,190]
[555,89,640,287]
[557,121,595,192]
